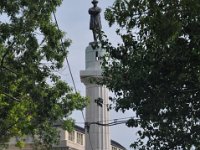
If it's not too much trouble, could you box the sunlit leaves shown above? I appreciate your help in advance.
[0,0,86,149]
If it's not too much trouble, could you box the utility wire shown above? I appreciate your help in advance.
[52,12,77,93]
[75,116,136,124]
[51,5,85,121]
[50,2,94,149]
[76,116,140,127]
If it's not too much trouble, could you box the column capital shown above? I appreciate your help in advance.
[80,70,102,85]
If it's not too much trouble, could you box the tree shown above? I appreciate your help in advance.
[0,0,86,149]
[101,0,200,149]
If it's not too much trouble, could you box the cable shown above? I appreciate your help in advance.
[51,2,85,121]
[78,116,140,127]
[50,2,93,149]
[75,116,137,125]
[89,119,137,126]
[52,12,77,92]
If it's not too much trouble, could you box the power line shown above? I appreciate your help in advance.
[76,116,139,127]
[75,116,136,124]
[51,2,85,121]
[52,12,77,93]
[50,2,93,149]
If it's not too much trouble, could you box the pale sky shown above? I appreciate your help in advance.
[55,1,138,149]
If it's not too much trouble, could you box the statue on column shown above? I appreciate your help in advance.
[89,0,102,42]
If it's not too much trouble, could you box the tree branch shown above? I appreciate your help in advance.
[0,41,15,68]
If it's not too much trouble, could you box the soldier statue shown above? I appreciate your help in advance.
[89,0,102,42]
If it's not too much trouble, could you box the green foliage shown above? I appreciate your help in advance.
[16,140,25,149]
[0,0,86,149]
[102,0,200,149]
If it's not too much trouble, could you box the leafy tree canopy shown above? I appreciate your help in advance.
[0,0,86,149]
[101,0,200,149]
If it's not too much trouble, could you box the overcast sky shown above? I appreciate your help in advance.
[55,1,138,149]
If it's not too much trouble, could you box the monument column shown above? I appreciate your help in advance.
[80,43,110,150]
[80,1,110,149]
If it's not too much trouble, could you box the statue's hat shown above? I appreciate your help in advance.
[92,0,98,4]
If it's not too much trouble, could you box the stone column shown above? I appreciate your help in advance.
[80,43,110,150]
